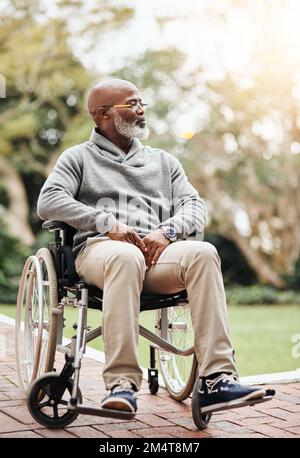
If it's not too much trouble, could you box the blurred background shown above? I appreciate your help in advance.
[0,0,299,375]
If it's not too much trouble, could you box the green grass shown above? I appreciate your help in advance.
[2,303,299,376]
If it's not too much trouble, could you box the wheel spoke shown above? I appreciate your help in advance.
[157,305,196,398]
[53,404,59,419]
[41,384,52,397]
[59,400,68,406]
[37,400,51,409]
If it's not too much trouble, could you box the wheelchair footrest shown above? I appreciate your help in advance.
[202,393,275,415]
[73,403,136,420]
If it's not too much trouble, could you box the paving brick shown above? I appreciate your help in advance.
[248,399,291,409]
[209,432,267,438]
[67,410,128,427]
[202,427,231,437]
[288,383,300,391]
[36,428,77,438]
[0,406,40,426]
[278,385,300,395]
[0,392,9,401]
[175,430,210,438]
[233,416,275,426]
[0,389,26,400]
[261,408,298,421]
[0,400,27,408]
[132,426,189,438]
[280,404,300,413]
[0,430,42,438]
[165,416,198,431]
[66,426,109,438]
[228,406,267,418]
[0,411,37,433]
[227,433,269,438]
[270,418,300,429]
[274,394,300,404]
[247,424,299,438]
[285,426,300,436]
[1,320,300,439]
[210,411,240,422]
[162,410,195,419]
[0,380,16,389]
[108,430,142,438]
[135,414,174,427]
[93,421,149,434]
[0,365,15,375]
[210,421,253,435]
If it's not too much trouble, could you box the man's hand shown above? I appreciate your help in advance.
[107,222,147,254]
[143,229,170,268]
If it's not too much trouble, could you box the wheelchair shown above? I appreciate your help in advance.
[15,221,274,430]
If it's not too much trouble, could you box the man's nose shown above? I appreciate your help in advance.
[136,103,144,115]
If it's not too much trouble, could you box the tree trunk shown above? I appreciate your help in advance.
[228,231,286,288]
[0,157,35,246]
[192,172,287,288]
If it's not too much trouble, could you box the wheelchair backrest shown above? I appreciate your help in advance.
[43,220,79,289]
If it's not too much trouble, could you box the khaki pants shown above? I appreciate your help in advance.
[75,237,237,391]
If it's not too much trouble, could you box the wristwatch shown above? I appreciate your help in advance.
[159,226,177,242]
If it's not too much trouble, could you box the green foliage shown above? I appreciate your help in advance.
[112,48,188,151]
[1,0,299,291]
[226,285,300,305]
[283,256,300,291]
[205,233,257,285]
[0,221,29,303]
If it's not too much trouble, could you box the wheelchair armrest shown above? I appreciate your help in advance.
[42,220,70,231]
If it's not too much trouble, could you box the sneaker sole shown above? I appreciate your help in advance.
[100,397,136,413]
[201,388,267,414]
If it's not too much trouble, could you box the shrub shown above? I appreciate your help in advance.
[226,284,300,305]
[0,222,30,304]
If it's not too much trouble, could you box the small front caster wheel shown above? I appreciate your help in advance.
[27,373,82,428]
[149,376,159,395]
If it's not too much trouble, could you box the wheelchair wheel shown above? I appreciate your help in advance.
[156,305,198,401]
[191,378,212,430]
[15,248,58,390]
[27,373,82,428]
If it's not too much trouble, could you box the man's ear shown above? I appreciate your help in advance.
[93,108,109,123]
[101,108,110,120]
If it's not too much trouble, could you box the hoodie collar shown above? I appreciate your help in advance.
[89,127,142,163]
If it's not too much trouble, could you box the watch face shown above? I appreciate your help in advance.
[166,229,176,238]
[165,228,177,239]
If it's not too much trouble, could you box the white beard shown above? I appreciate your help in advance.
[114,111,150,140]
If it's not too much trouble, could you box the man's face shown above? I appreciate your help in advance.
[110,88,149,140]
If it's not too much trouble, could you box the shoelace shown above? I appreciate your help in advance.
[111,379,134,394]
[205,373,239,394]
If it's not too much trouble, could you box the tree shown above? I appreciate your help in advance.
[0,0,133,244]
[112,15,300,287]
[179,2,300,287]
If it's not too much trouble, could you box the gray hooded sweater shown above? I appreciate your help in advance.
[37,128,208,258]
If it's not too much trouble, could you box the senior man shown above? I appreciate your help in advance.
[37,78,270,415]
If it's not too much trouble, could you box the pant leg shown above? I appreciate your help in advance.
[75,237,145,390]
[143,240,237,377]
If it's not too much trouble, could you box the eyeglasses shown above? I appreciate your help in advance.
[96,100,147,113]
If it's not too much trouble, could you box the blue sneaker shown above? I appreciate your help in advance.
[100,380,137,413]
[198,373,267,414]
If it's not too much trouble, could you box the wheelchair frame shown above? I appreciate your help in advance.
[15,221,274,430]
[16,220,212,429]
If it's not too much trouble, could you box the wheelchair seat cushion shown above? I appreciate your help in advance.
[67,284,188,312]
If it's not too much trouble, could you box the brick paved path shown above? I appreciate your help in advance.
[1,320,300,438]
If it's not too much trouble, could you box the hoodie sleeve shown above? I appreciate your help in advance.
[37,147,116,233]
[157,155,208,238]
